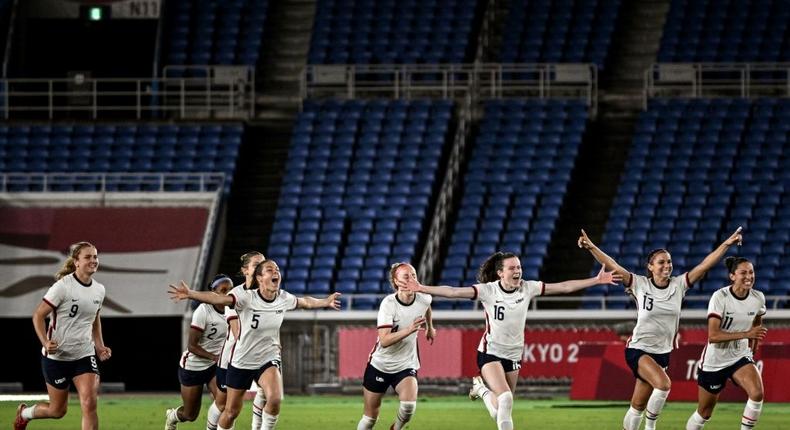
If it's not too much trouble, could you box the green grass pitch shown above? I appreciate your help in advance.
[2,395,790,429]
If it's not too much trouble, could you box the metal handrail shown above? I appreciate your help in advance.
[643,62,790,108]
[0,172,225,193]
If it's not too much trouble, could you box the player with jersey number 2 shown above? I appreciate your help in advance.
[15,241,111,430]
[578,226,744,430]
[400,251,620,430]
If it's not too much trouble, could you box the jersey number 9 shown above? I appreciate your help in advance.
[68,304,79,317]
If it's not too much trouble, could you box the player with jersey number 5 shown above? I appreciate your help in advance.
[577,226,744,430]
[14,241,111,430]
[399,251,620,430]
[168,260,341,430]
[165,274,233,430]
[685,256,768,430]
[356,262,436,430]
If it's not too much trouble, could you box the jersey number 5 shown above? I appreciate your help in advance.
[493,305,505,321]
[251,314,260,329]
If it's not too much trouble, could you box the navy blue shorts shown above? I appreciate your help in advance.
[41,355,99,390]
[215,367,228,393]
[477,351,522,373]
[178,364,217,387]
[697,356,754,394]
[362,363,417,393]
[225,360,281,390]
[625,348,670,382]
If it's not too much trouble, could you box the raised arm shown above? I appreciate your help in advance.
[296,292,341,310]
[687,226,743,285]
[543,265,622,295]
[707,313,766,344]
[577,229,632,287]
[378,317,426,348]
[169,280,234,307]
[400,279,477,299]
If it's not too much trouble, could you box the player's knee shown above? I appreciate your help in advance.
[223,404,242,420]
[631,400,647,411]
[51,404,68,419]
[399,401,416,420]
[181,406,199,422]
[656,380,671,392]
[750,391,764,403]
[497,391,513,411]
[265,396,282,414]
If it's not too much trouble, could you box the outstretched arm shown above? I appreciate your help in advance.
[577,229,632,287]
[687,227,742,285]
[296,292,341,310]
[168,280,234,306]
[543,265,622,295]
[399,279,477,299]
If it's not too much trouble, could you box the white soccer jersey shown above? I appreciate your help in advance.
[626,273,690,354]
[475,280,544,361]
[228,288,298,369]
[217,283,246,370]
[699,286,766,372]
[369,292,432,374]
[179,303,228,371]
[42,273,106,361]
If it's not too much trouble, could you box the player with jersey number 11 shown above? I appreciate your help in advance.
[399,251,620,430]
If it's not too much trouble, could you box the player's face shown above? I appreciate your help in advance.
[257,262,281,291]
[242,254,265,279]
[729,262,755,289]
[74,246,99,276]
[497,257,522,288]
[647,251,672,280]
[393,264,417,292]
[214,280,232,295]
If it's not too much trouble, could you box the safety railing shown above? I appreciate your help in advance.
[303,63,598,114]
[643,63,790,108]
[0,72,254,120]
[0,172,225,193]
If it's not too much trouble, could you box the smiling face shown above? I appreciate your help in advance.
[729,261,755,290]
[391,263,417,292]
[256,261,281,293]
[497,256,522,289]
[74,246,99,279]
[647,251,673,281]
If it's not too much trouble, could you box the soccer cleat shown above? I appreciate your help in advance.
[14,403,28,430]
[469,376,484,400]
[165,408,178,430]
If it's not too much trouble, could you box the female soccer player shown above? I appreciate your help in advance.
[165,274,233,429]
[15,241,112,430]
[169,260,340,430]
[356,262,436,430]
[685,256,768,430]
[577,227,743,430]
[205,251,266,430]
[401,251,619,430]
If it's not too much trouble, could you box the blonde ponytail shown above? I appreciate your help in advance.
[55,241,95,280]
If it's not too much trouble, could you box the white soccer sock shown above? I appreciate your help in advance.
[252,389,266,430]
[21,405,36,421]
[393,401,416,430]
[495,392,513,430]
[480,388,498,420]
[623,406,643,430]
[206,401,221,430]
[741,399,762,429]
[356,415,377,430]
[686,410,708,430]
[645,388,670,429]
[262,412,278,430]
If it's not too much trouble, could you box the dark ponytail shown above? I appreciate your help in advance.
[477,251,518,283]
[724,256,751,274]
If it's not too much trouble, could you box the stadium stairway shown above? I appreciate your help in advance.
[539,0,670,288]
[217,120,293,277]
[256,0,316,120]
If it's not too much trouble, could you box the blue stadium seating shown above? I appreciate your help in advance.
[500,0,621,66]
[267,99,451,306]
[660,0,790,62]
[0,124,242,191]
[590,98,790,309]
[309,0,481,64]
[162,0,268,69]
[438,100,588,308]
